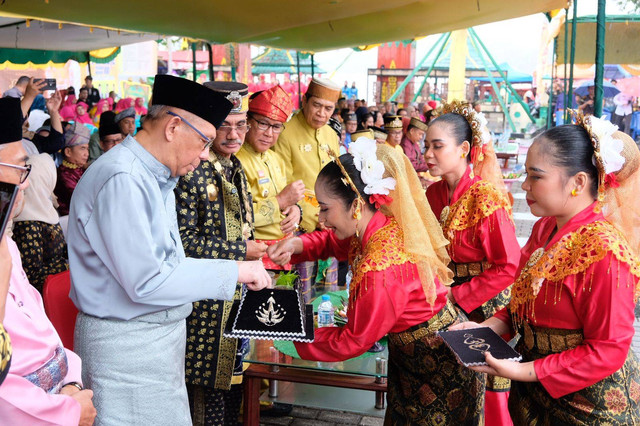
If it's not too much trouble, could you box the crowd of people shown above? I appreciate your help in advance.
[0,70,639,426]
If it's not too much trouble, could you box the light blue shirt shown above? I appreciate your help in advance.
[67,136,238,320]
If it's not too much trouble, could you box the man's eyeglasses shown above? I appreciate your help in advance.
[218,123,250,134]
[0,162,31,184]
[249,117,283,134]
[166,111,214,150]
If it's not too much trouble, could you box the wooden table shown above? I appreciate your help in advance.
[496,152,518,169]
[243,340,388,426]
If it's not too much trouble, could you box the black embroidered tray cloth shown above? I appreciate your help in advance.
[223,285,314,342]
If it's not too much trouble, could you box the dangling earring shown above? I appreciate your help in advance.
[461,153,466,158]
[571,189,578,197]
[352,198,363,220]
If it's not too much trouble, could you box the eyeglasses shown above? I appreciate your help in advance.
[166,111,214,150]
[0,162,31,184]
[218,123,250,134]
[249,117,283,133]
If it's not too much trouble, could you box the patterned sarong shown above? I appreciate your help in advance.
[385,301,485,425]
[451,270,511,393]
[75,303,193,426]
[510,322,640,425]
[23,345,68,394]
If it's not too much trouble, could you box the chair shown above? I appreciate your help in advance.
[43,270,78,351]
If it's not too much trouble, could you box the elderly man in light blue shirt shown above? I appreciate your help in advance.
[67,75,271,425]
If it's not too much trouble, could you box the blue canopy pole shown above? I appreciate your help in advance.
[594,0,606,118]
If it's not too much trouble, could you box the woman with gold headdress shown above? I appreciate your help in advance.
[452,114,640,424]
[424,100,521,424]
[267,139,485,424]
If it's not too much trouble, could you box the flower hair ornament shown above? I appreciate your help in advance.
[569,109,625,210]
[432,100,490,167]
[324,137,397,212]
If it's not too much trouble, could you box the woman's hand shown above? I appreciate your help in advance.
[448,321,482,331]
[266,237,302,266]
[468,352,538,382]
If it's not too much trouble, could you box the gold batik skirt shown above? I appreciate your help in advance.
[385,301,485,426]
[450,263,511,393]
[510,322,640,425]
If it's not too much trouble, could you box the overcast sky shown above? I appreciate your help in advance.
[313,0,627,100]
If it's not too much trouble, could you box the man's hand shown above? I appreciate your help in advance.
[246,240,268,260]
[70,390,97,426]
[237,260,272,291]
[21,78,47,118]
[276,180,305,210]
[280,205,301,235]
[0,238,12,322]
[46,90,63,113]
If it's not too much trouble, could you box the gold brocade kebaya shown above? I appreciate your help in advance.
[347,218,415,305]
[510,220,640,327]
[439,180,513,257]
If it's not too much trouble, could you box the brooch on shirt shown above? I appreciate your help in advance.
[439,206,450,225]
[207,183,218,202]
[242,223,252,240]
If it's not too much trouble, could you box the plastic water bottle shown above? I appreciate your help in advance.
[317,295,335,328]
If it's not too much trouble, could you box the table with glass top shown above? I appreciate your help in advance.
[243,338,388,425]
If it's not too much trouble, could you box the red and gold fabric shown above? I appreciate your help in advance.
[247,85,293,122]
[290,211,483,424]
[495,202,640,405]
[426,166,520,316]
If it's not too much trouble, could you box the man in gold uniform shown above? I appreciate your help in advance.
[273,78,341,298]
[236,85,304,272]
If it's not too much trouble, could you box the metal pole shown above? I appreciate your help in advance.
[563,7,569,123]
[594,0,606,118]
[296,51,302,108]
[207,43,214,81]
[388,32,450,102]
[411,33,452,102]
[468,28,535,123]
[468,32,517,132]
[311,54,315,78]
[567,1,578,123]
[191,42,197,82]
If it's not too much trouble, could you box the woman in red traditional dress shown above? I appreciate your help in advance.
[268,139,485,425]
[424,101,520,425]
[453,114,640,424]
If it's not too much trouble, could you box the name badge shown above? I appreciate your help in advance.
[258,178,270,185]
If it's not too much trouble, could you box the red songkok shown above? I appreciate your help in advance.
[248,85,293,123]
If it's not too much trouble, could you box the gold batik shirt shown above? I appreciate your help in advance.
[273,111,339,232]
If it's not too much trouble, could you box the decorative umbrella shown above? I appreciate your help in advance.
[574,80,620,98]
[616,78,640,97]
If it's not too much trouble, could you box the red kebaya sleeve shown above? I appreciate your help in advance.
[295,267,408,361]
[533,255,636,398]
[451,208,521,313]
[290,229,351,264]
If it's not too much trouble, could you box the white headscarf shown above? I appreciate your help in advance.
[14,153,60,225]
